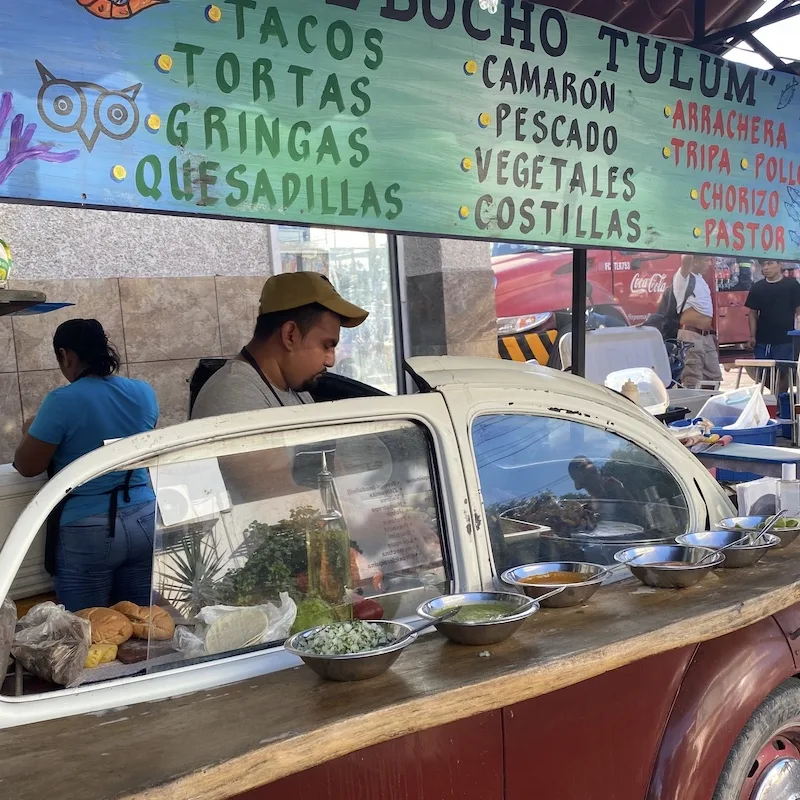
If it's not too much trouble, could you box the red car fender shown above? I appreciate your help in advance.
[647,616,795,800]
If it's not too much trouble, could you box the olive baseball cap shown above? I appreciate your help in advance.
[259,272,369,328]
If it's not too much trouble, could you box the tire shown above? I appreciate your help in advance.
[713,678,800,800]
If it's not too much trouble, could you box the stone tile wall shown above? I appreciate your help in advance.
[0,275,268,462]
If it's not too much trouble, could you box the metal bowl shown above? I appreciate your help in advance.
[416,592,537,646]
[501,562,605,608]
[717,516,800,550]
[614,545,724,589]
[284,621,416,682]
[676,530,781,568]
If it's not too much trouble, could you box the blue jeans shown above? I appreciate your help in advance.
[55,500,156,612]
[754,342,794,362]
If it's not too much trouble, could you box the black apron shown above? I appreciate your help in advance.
[42,369,141,576]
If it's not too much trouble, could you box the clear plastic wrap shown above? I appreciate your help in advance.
[12,602,91,686]
[0,595,16,677]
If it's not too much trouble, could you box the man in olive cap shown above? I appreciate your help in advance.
[192,272,368,419]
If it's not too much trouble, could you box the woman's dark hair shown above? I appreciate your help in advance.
[53,318,120,377]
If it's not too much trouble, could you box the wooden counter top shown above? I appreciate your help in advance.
[5,551,800,800]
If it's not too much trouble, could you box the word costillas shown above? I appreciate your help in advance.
[135,155,402,219]
[474,194,641,243]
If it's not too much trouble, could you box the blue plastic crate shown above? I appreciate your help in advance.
[671,417,779,447]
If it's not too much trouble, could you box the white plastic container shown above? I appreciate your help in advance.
[605,367,669,415]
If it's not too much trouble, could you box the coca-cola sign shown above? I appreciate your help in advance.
[630,273,668,296]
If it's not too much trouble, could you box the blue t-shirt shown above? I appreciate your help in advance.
[29,375,159,525]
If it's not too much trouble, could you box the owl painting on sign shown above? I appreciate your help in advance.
[36,61,141,152]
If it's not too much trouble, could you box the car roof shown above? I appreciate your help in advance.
[406,356,642,418]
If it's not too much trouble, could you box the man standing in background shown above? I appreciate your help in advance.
[673,254,722,387]
[746,259,800,392]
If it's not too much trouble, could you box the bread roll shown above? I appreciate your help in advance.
[112,601,175,641]
[75,607,133,645]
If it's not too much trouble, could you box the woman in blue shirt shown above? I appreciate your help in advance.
[14,319,159,611]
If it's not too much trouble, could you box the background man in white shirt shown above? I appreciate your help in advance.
[673,254,721,388]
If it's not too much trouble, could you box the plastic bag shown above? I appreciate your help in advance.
[173,626,206,658]
[696,386,771,429]
[12,602,91,686]
[196,592,297,646]
[0,596,16,678]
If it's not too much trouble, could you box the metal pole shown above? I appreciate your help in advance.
[571,248,587,378]
[692,0,706,44]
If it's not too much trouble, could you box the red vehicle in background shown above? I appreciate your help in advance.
[493,243,758,366]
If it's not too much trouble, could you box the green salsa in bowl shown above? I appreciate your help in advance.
[417,592,537,645]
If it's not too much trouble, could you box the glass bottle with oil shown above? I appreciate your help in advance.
[307,451,353,622]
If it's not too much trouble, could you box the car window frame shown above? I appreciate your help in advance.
[0,393,472,729]
[435,385,715,587]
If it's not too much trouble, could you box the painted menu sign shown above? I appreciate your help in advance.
[0,0,798,258]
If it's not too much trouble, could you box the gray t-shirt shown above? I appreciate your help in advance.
[191,358,313,419]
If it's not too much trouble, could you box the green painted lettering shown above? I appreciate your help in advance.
[361,182,381,217]
[305,174,315,210]
[166,102,190,146]
[226,164,249,206]
[174,42,204,88]
[252,169,277,206]
[238,111,248,153]
[298,16,318,53]
[316,125,341,165]
[283,173,301,207]
[204,107,229,151]
[319,74,345,113]
[289,65,313,107]
[253,58,274,102]
[216,52,240,93]
[327,20,354,60]
[288,121,311,161]
[339,180,358,216]
[350,77,371,117]
[199,161,219,206]
[385,183,403,219]
[136,155,162,200]
[255,115,279,156]
[364,29,384,70]
[224,0,256,39]
[349,127,369,167]
[320,177,337,214]
[260,7,288,46]
[168,157,193,201]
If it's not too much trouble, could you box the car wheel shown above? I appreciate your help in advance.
[713,679,800,800]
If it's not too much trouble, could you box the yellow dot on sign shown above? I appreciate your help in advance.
[156,54,173,73]
[478,112,491,128]
[464,60,478,75]
[458,205,470,219]
[205,4,222,22]
[693,227,702,238]
[690,188,699,200]
[145,114,161,132]
[664,105,672,117]
[461,156,473,171]
[112,165,127,181]
[662,146,671,158]
[741,157,749,169]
